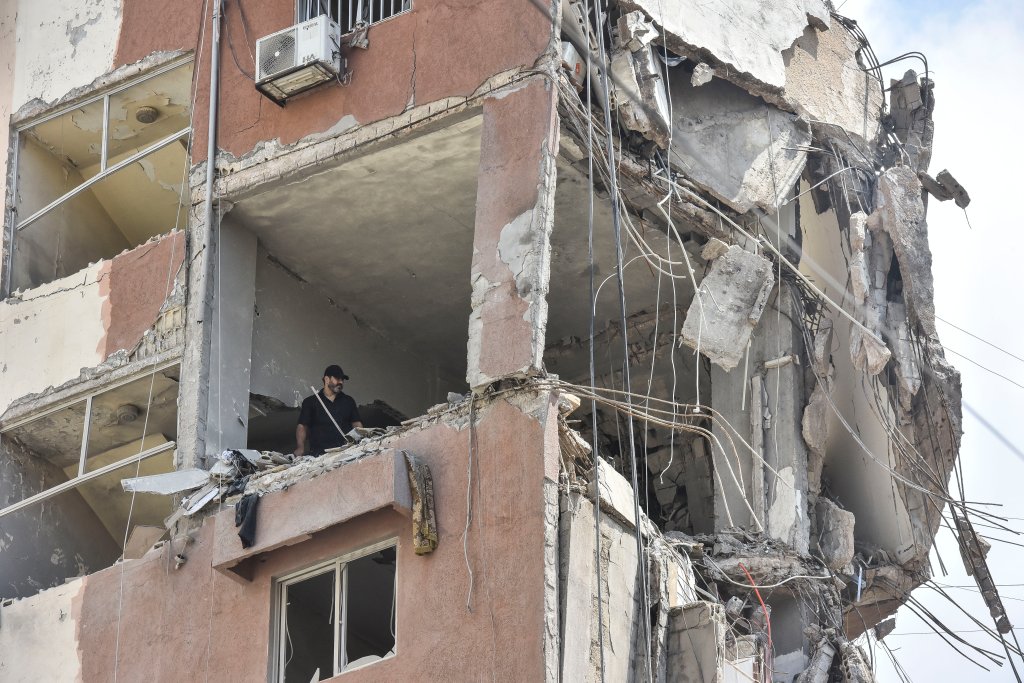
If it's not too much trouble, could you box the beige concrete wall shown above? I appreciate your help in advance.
[0,577,84,681]
[11,0,122,111]
[0,232,184,417]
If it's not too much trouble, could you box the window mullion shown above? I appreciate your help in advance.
[100,94,110,171]
[339,565,352,675]
[278,583,289,683]
[78,395,93,477]
[15,127,191,233]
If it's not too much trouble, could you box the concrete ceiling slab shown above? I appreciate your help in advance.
[229,116,483,378]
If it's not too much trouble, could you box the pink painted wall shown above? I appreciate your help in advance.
[113,0,553,163]
[98,231,185,357]
[74,395,558,682]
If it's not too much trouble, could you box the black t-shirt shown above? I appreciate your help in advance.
[298,390,362,454]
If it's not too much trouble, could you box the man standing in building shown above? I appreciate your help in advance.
[294,364,363,457]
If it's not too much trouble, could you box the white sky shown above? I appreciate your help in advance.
[834,0,1024,680]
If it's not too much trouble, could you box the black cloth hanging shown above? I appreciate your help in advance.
[235,493,261,549]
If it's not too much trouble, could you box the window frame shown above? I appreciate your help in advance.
[4,55,193,297]
[272,538,398,681]
[0,360,180,519]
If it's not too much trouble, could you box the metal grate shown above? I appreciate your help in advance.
[299,0,412,33]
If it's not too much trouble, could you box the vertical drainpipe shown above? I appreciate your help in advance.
[194,0,223,465]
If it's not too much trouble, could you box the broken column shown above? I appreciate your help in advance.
[468,78,558,388]
[693,235,810,554]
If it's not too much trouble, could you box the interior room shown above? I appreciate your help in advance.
[9,60,192,293]
[221,115,482,452]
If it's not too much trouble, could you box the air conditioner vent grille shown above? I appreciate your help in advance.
[258,29,298,80]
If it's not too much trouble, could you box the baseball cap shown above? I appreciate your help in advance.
[323,364,350,380]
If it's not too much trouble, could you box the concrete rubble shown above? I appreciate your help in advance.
[680,244,774,370]
[0,0,980,681]
[667,75,811,213]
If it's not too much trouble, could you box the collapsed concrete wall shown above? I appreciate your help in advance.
[0,232,185,416]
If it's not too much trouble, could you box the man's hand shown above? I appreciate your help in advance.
[294,423,308,458]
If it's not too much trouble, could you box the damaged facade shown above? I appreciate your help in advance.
[0,0,1000,680]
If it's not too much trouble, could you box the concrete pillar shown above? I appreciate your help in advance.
[205,218,257,455]
[179,200,258,465]
[177,199,211,468]
[710,206,809,554]
[467,77,558,389]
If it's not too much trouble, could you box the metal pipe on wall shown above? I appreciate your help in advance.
[192,0,224,465]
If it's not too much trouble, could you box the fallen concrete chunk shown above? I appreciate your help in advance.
[690,62,714,87]
[874,618,897,641]
[873,166,938,335]
[848,250,869,305]
[590,457,637,528]
[801,381,830,457]
[849,212,867,251]
[122,468,209,495]
[849,325,891,376]
[795,638,836,683]
[668,76,810,212]
[889,70,934,170]
[815,498,855,572]
[886,302,922,411]
[611,42,670,148]
[810,318,834,379]
[681,245,774,370]
[920,169,971,209]
[701,237,730,261]
[617,10,658,51]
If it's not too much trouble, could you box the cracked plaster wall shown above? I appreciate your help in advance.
[0,232,185,417]
[0,576,84,680]
[11,0,122,111]
[468,78,558,388]
[173,0,554,167]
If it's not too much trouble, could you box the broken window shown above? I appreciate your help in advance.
[0,363,180,516]
[0,364,181,598]
[6,58,192,294]
[299,0,411,32]
[273,541,397,681]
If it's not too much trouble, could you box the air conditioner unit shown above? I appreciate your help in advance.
[256,15,342,105]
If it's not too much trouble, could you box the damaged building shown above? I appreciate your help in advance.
[0,0,1009,681]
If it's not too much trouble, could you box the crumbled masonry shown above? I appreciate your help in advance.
[0,0,994,681]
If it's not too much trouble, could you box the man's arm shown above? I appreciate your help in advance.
[294,424,308,457]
